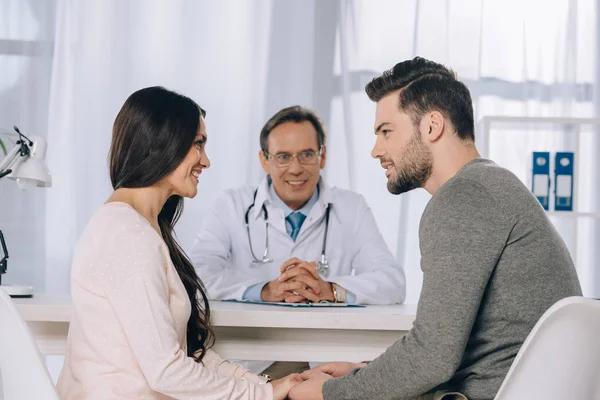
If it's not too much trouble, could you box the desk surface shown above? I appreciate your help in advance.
[14,293,417,331]
[16,294,416,361]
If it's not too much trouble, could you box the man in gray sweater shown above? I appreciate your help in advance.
[289,57,582,400]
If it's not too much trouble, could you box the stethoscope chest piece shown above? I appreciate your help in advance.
[317,254,329,277]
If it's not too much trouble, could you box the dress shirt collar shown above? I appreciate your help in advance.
[268,179,319,218]
[253,175,337,221]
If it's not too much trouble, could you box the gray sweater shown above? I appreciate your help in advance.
[323,158,582,400]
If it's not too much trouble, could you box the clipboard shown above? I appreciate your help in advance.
[223,299,365,308]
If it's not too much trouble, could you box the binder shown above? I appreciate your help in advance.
[554,152,574,211]
[531,152,551,210]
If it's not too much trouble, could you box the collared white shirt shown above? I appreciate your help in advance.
[268,178,319,236]
[190,176,406,305]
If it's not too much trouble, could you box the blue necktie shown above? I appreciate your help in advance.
[286,212,306,241]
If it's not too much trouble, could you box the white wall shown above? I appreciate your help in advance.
[0,0,598,304]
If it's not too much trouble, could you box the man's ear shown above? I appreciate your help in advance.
[259,150,270,175]
[319,145,327,169]
[421,111,445,143]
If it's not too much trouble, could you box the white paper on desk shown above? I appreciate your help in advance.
[223,299,365,308]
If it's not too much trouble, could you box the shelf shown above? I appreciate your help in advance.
[480,116,600,126]
[546,212,600,218]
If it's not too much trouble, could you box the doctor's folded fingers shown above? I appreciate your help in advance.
[281,280,312,293]
[279,257,317,273]
[260,279,302,302]
[287,274,322,295]
[280,262,320,281]
[263,279,310,302]
[286,287,320,303]
[280,257,304,272]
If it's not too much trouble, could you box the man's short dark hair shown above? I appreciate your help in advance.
[260,106,327,154]
[365,57,475,142]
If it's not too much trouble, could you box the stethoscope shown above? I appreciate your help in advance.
[244,189,331,277]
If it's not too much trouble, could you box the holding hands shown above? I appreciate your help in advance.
[271,374,303,400]
[310,362,368,378]
[288,371,332,400]
[261,257,334,303]
[285,362,368,400]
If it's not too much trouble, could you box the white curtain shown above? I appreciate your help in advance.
[0,0,55,292]
[43,0,279,293]
[0,0,598,304]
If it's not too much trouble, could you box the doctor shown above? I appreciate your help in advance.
[190,106,405,305]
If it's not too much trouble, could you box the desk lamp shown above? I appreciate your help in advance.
[0,126,52,298]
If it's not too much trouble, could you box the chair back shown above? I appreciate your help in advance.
[495,296,600,400]
[0,288,60,400]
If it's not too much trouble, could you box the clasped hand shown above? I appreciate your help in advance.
[273,362,367,400]
[261,257,334,303]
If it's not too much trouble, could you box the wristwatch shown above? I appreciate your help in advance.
[331,283,347,303]
[259,373,274,384]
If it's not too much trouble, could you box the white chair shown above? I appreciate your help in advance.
[495,296,600,400]
[0,288,60,400]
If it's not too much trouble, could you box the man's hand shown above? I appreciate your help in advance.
[311,361,367,378]
[261,277,317,303]
[271,373,303,400]
[278,258,334,303]
[288,371,332,400]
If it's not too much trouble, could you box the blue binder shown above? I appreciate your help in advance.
[531,152,551,210]
[554,152,574,211]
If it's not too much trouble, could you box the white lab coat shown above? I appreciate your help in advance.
[190,177,406,305]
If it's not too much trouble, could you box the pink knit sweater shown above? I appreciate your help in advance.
[57,202,273,400]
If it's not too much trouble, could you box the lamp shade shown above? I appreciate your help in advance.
[7,136,52,189]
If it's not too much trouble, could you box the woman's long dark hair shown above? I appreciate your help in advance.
[108,86,214,361]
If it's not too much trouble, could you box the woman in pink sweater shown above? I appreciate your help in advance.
[57,86,301,399]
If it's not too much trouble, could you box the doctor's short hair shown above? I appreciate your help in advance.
[365,56,475,142]
[260,106,327,154]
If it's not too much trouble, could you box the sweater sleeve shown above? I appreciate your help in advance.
[101,226,272,400]
[323,178,511,400]
[201,349,266,384]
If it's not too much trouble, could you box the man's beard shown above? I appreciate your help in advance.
[387,131,433,195]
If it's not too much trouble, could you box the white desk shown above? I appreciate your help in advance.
[14,294,416,362]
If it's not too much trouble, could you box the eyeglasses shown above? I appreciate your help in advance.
[265,148,323,167]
